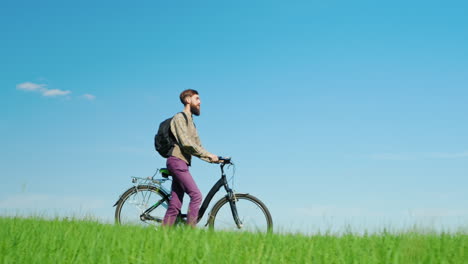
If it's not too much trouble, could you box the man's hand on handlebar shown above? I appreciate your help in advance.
[208,154,231,164]
[218,156,232,164]
[208,154,220,163]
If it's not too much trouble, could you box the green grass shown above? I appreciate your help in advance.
[1,217,467,264]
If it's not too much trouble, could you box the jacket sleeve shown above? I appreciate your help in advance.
[171,113,212,162]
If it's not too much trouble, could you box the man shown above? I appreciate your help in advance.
[163,89,220,227]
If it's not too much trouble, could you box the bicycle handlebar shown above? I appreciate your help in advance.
[218,156,232,164]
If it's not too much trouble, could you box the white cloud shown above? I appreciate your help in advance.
[16,82,46,91]
[16,81,97,100]
[42,89,71,97]
[16,81,70,97]
[82,94,96,100]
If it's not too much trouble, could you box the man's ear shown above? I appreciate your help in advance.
[185,97,191,104]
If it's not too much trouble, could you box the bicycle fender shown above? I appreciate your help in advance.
[113,186,138,207]
[113,185,170,207]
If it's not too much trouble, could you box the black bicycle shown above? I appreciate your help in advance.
[114,157,273,233]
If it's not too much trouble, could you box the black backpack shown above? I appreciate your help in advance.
[154,112,188,158]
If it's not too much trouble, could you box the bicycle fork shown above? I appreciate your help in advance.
[227,191,243,229]
[220,163,244,229]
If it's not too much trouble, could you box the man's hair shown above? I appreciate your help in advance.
[180,89,199,105]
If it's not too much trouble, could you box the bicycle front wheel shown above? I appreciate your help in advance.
[208,193,273,233]
[115,185,169,227]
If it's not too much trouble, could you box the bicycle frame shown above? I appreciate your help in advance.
[197,162,237,224]
[115,161,242,227]
[175,162,240,226]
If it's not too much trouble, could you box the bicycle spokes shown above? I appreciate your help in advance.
[115,186,169,227]
[208,194,273,233]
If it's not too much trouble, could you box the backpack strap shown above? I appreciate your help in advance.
[167,113,189,157]
[179,111,196,128]
[180,112,189,125]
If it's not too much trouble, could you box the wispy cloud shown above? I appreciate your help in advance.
[16,82,46,91]
[16,81,95,100]
[370,151,468,161]
[82,94,96,100]
[42,89,71,97]
[16,82,71,97]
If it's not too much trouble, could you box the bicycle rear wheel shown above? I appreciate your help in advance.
[115,185,169,227]
[208,193,273,233]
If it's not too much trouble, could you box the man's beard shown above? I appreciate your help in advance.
[191,104,200,116]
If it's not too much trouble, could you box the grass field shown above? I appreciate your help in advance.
[1,217,466,264]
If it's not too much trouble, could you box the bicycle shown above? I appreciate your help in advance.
[113,157,273,233]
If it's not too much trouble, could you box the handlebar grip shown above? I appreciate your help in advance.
[218,156,232,163]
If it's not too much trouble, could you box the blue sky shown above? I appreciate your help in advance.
[1,0,467,233]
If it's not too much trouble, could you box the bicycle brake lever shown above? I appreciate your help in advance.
[218,156,232,164]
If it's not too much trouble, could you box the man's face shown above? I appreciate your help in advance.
[188,94,201,116]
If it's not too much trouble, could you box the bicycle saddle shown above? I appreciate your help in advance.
[160,168,172,178]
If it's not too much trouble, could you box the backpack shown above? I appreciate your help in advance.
[154,112,188,158]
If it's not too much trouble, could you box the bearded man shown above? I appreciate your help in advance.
[163,89,220,226]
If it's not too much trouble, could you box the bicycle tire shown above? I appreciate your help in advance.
[208,193,273,233]
[115,185,169,227]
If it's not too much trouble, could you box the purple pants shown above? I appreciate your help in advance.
[163,156,202,226]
